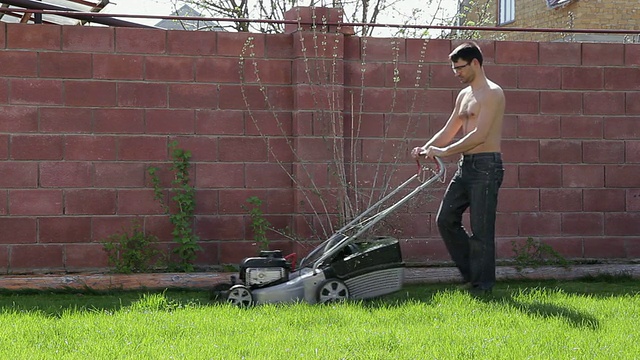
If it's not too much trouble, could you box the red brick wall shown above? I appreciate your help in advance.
[0,8,638,273]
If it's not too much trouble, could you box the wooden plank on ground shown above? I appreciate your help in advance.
[404,264,640,284]
[0,264,638,291]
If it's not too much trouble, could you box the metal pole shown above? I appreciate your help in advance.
[1,0,158,28]
[33,0,41,23]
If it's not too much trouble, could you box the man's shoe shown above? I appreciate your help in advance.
[468,287,493,297]
[457,282,473,290]
[457,282,492,296]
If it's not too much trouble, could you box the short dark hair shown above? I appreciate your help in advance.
[449,41,483,66]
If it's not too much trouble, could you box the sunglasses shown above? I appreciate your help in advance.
[452,61,471,72]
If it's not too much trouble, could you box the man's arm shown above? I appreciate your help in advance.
[429,88,504,157]
[411,91,464,159]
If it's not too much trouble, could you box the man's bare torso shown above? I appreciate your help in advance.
[456,80,505,154]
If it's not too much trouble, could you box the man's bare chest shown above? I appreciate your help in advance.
[459,95,481,133]
[460,94,480,119]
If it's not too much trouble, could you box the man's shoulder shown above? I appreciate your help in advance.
[485,81,505,102]
[458,86,472,95]
[487,80,504,94]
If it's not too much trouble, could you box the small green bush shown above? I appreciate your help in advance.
[102,220,161,274]
[511,237,570,271]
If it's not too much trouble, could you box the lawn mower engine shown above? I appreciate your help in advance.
[239,250,293,288]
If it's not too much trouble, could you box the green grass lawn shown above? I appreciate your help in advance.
[0,278,638,359]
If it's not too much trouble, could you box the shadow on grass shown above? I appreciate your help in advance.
[362,278,640,331]
[482,294,600,330]
[0,288,210,317]
[1,277,636,325]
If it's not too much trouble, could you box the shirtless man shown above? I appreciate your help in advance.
[411,41,505,293]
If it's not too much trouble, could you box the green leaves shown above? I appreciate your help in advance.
[148,141,201,272]
[102,220,160,274]
[243,196,272,251]
[511,237,570,271]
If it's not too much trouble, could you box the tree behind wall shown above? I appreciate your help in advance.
[234,9,444,243]
[172,0,459,36]
[446,0,504,40]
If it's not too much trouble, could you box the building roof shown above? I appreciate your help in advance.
[154,4,224,31]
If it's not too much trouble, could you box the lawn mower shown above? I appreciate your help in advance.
[217,156,445,306]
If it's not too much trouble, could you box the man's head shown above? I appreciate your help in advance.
[449,41,483,66]
[449,41,484,84]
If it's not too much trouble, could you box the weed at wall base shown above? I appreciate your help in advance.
[511,237,570,271]
[102,219,162,274]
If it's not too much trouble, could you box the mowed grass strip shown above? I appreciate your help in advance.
[0,279,638,359]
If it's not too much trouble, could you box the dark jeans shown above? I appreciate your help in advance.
[436,152,504,290]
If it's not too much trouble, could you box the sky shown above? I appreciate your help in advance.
[102,0,176,26]
[101,0,460,36]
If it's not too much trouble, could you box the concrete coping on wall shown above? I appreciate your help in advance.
[0,264,638,292]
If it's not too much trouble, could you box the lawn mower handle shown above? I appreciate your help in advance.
[418,155,444,177]
[309,156,445,272]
